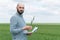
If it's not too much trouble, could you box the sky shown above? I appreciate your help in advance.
[0,0,60,23]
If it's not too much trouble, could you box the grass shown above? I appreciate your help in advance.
[0,23,60,40]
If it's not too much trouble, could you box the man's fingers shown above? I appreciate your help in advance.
[23,26,32,30]
[27,32,32,35]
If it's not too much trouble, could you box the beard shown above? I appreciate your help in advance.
[17,9,24,15]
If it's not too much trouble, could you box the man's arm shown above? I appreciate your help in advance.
[10,16,24,34]
[10,16,32,34]
[23,31,32,35]
[23,30,32,35]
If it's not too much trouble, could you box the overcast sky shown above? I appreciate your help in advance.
[0,0,60,23]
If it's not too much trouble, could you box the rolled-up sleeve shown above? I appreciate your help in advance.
[23,30,28,34]
[10,16,23,34]
[23,30,32,35]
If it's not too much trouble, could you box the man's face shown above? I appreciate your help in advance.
[17,4,24,15]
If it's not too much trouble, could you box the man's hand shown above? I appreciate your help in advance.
[26,32,32,35]
[22,26,32,30]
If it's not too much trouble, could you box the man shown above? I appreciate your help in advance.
[10,3,32,40]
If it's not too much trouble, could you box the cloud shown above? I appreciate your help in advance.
[0,0,60,23]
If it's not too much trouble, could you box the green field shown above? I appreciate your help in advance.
[0,23,60,40]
